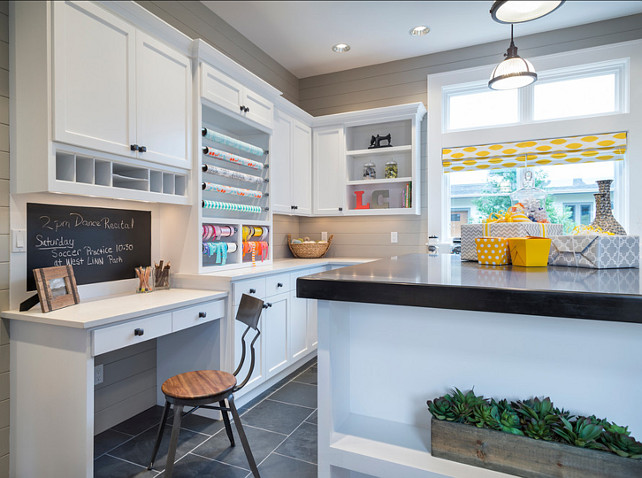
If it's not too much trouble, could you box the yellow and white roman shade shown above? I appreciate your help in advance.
[442,132,627,173]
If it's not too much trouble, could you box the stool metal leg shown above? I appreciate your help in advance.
[164,404,183,478]
[228,395,260,478]
[148,401,171,470]
[220,400,236,446]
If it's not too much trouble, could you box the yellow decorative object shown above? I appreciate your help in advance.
[483,204,532,224]
[475,237,511,266]
[441,131,626,173]
[571,224,614,236]
[508,237,552,267]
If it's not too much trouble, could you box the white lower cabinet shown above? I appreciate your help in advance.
[263,292,290,378]
[234,302,264,390]
[289,291,309,361]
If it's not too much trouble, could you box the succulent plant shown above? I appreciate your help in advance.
[601,431,642,459]
[427,396,457,422]
[471,402,501,430]
[553,416,605,449]
[513,397,558,441]
[490,399,524,436]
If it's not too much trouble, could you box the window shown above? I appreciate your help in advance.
[564,203,593,226]
[443,59,626,133]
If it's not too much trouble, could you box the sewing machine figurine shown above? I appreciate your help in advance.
[368,133,392,149]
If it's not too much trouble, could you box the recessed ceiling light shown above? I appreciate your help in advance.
[490,1,565,24]
[332,43,351,53]
[409,26,430,37]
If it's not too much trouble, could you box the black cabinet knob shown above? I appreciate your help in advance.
[245,107,250,113]
[130,144,139,151]
[139,146,147,153]
[134,328,144,336]
[266,302,272,308]
[240,105,245,112]
[249,288,256,294]
[262,304,269,309]
[338,207,343,211]
[291,205,295,210]
[198,312,207,318]
[277,283,283,288]
[294,206,298,210]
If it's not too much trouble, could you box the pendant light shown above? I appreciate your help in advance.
[490,1,565,24]
[488,25,537,90]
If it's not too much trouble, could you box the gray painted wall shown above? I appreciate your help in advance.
[135,1,300,105]
[0,1,8,475]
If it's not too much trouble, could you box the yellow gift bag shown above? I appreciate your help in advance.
[508,237,552,267]
[475,237,510,266]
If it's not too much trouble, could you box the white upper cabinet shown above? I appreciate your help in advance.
[53,1,136,157]
[135,31,191,168]
[52,1,191,169]
[313,126,345,215]
[272,108,311,215]
[201,63,274,130]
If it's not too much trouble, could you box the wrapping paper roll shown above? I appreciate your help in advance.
[203,147,264,171]
[202,200,262,214]
[202,224,236,241]
[203,182,263,199]
[202,163,265,184]
[202,128,266,156]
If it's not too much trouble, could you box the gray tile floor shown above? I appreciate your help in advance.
[94,359,318,477]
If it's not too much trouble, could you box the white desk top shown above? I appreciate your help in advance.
[1,289,227,329]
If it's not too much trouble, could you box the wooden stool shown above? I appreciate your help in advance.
[148,294,265,477]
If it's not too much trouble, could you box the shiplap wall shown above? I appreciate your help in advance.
[273,214,300,260]
[135,0,300,105]
[0,1,8,476]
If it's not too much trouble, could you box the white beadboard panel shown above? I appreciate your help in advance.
[0,346,6,374]
[0,69,6,99]
[0,293,8,315]
[0,14,5,44]
[0,454,7,478]
[0,207,9,235]
[0,42,6,72]
[0,400,6,429]
[0,373,7,401]
[0,124,7,153]
[0,235,7,262]
[0,180,7,207]
[94,385,157,435]
[0,152,8,180]
[136,1,299,105]
[95,348,156,392]
[0,96,6,125]
[0,426,6,457]
[0,263,7,290]
[95,338,156,367]
[94,370,156,412]
[0,320,6,346]
[272,214,300,260]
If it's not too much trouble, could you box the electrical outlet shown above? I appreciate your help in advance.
[321,231,328,241]
[94,364,104,385]
[391,231,398,243]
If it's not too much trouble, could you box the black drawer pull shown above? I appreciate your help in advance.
[198,312,207,318]
[338,207,343,211]
[240,105,245,112]
[249,288,256,294]
[277,283,283,288]
[262,304,269,309]
[139,145,147,153]
[266,302,272,308]
[134,328,144,336]
[130,144,139,151]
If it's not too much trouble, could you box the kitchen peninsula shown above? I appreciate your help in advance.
[297,254,642,478]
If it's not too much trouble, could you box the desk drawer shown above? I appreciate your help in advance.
[173,300,225,332]
[265,273,291,296]
[233,278,266,305]
[92,313,172,356]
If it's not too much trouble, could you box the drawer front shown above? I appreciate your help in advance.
[233,278,266,305]
[92,313,172,356]
[173,300,225,332]
[265,273,291,296]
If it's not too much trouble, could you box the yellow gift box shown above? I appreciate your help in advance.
[475,237,510,265]
[508,236,552,267]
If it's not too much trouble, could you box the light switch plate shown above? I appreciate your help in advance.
[94,364,104,385]
[391,232,398,243]
[321,231,328,241]
[11,229,26,253]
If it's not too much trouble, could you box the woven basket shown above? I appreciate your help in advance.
[288,234,333,258]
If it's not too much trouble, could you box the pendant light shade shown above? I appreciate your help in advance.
[490,1,565,24]
[489,25,537,90]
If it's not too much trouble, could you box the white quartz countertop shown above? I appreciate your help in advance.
[1,289,227,329]
[175,257,377,281]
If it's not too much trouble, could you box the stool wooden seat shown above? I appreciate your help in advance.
[161,370,237,401]
[148,294,265,477]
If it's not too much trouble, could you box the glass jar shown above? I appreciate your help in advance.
[363,162,376,180]
[510,169,549,222]
[385,160,398,179]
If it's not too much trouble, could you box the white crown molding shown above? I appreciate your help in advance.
[312,102,426,128]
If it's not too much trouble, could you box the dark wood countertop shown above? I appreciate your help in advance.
[296,254,642,324]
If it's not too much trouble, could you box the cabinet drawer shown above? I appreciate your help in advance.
[265,273,291,296]
[233,278,266,305]
[92,313,172,356]
[173,300,225,332]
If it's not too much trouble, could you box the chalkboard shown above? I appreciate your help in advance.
[27,203,151,291]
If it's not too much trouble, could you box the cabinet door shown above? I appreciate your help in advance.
[263,293,289,378]
[313,126,345,215]
[243,89,274,130]
[234,313,264,391]
[136,31,191,168]
[271,110,293,214]
[201,64,244,116]
[291,121,312,215]
[307,298,318,350]
[289,290,309,360]
[53,1,136,157]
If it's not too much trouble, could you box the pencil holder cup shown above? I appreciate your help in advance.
[135,266,154,293]
[154,267,170,290]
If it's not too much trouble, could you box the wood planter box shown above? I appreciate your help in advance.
[431,418,642,478]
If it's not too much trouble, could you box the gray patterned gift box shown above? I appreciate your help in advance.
[461,223,563,261]
[548,235,640,269]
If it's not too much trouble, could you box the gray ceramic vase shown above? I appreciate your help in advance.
[591,180,626,235]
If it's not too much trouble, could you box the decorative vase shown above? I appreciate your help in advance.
[591,180,626,235]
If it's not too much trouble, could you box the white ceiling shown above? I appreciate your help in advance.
[202,1,642,78]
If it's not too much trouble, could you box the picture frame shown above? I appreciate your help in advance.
[33,265,80,313]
